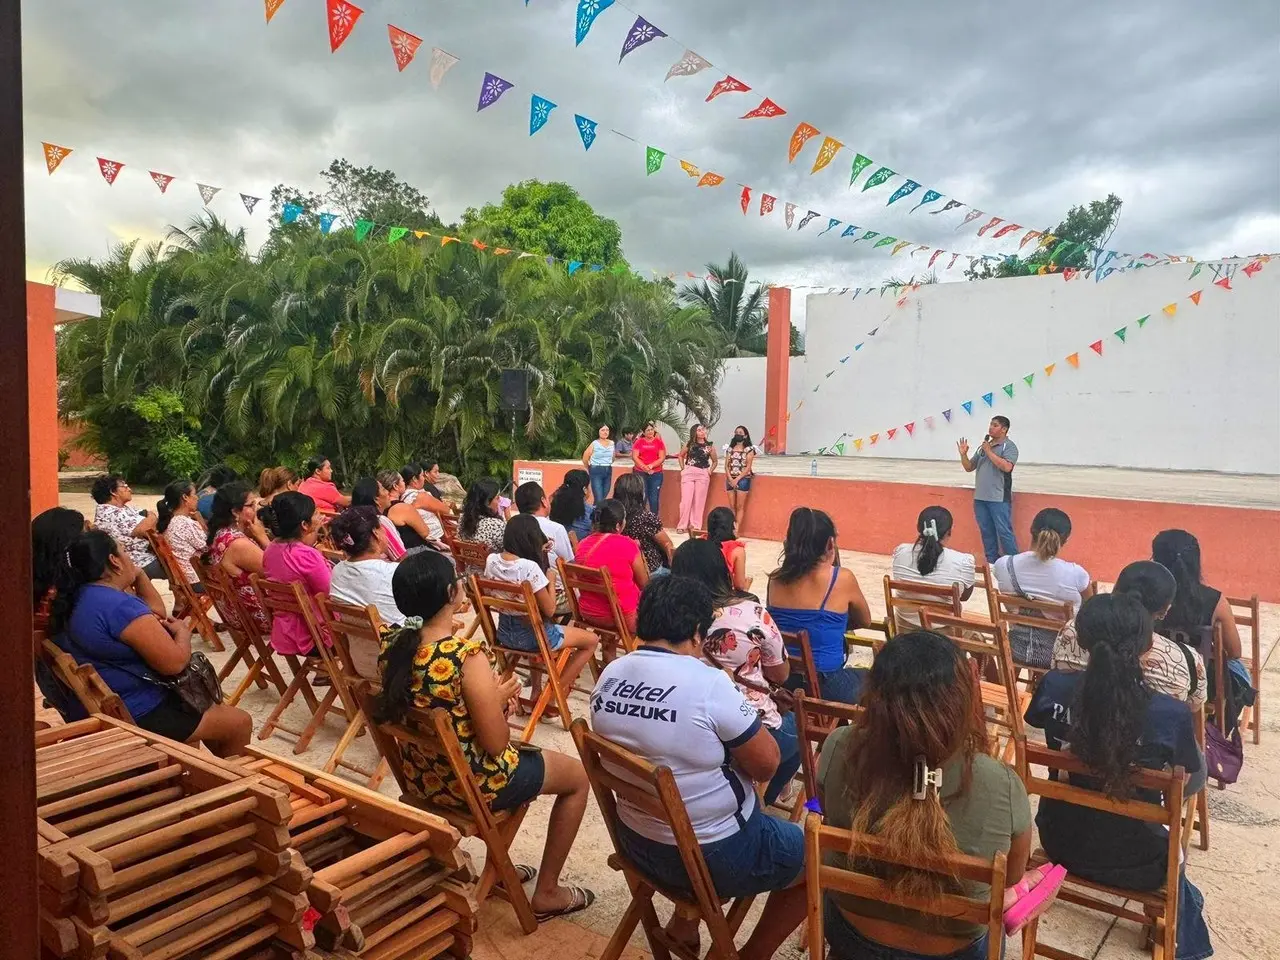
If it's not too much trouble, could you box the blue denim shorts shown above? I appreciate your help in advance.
[726,476,753,492]
[616,803,804,900]
[824,897,992,960]
[497,614,564,653]
[491,746,546,812]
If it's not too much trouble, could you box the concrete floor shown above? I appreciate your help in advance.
[55,491,1280,959]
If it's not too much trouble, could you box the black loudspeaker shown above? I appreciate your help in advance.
[499,369,531,412]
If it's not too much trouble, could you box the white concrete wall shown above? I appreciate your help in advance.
[712,259,1280,475]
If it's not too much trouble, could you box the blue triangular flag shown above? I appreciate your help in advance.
[854,343,864,351]
[839,355,851,363]
[841,225,858,238]
[820,218,840,236]
[886,179,921,206]
[575,0,615,45]
[575,114,598,150]
[281,203,303,224]
[318,212,338,234]
[982,392,994,407]
[942,409,952,422]
[568,261,584,274]
[910,189,943,213]
[590,264,603,272]
[530,95,557,135]
[962,400,973,415]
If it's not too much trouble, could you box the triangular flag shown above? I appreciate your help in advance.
[665,49,712,80]
[265,0,286,22]
[568,261,584,275]
[696,172,724,187]
[387,24,423,71]
[530,95,557,135]
[387,226,409,244]
[976,216,1004,237]
[784,203,796,228]
[1024,374,1035,387]
[574,114,598,150]
[1063,268,1079,282]
[961,401,973,415]
[429,48,459,88]
[618,16,666,61]
[42,142,72,175]
[873,236,897,249]
[797,210,820,230]
[891,240,911,256]
[1243,259,1265,277]
[910,188,943,212]
[1002,384,1014,398]
[1214,277,1232,290]
[706,75,751,101]
[982,393,994,407]
[861,166,895,191]
[96,157,124,185]
[853,439,863,452]
[281,203,303,224]
[149,172,174,193]
[820,218,840,236]
[928,249,944,269]
[1065,353,1080,368]
[942,409,952,422]
[680,160,700,178]
[852,230,878,245]
[930,199,963,216]
[740,97,786,119]
[440,236,460,245]
[788,123,821,162]
[1114,327,1128,342]
[887,428,898,440]
[1044,363,1056,377]
[760,194,776,215]
[354,219,374,241]
[1162,303,1177,316]
[415,231,429,240]
[240,194,260,215]
[925,416,934,428]
[841,226,858,239]
[197,183,220,205]
[847,153,874,187]
[575,0,615,45]
[326,0,363,53]
[318,213,338,234]
[994,223,1023,239]
[1188,290,1203,305]
[645,146,664,175]
[740,186,752,215]
[886,180,920,205]
[869,433,880,445]
[1136,315,1148,328]
[471,239,488,251]
[905,422,915,436]
[478,72,514,110]
[833,442,845,455]
[958,208,985,230]
[1089,340,1103,355]
[810,137,843,174]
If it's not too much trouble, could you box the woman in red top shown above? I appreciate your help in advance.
[571,499,649,635]
[297,456,350,513]
[706,506,752,593]
[629,421,667,515]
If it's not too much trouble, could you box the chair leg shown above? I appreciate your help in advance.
[476,810,537,935]
[258,664,314,742]
[599,890,652,960]
[548,650,576,733]
[293,686,340,754]
[1197,791,1209,851]
[365,757,390,791]
[1022,916,1040,959]
[324,710,367,774]
[226,660,263,707]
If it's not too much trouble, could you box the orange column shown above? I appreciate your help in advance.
[763,286,791,454]
[26,282,59,516]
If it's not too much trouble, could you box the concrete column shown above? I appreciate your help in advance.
[763,287,792,453]
[27,282,59,516]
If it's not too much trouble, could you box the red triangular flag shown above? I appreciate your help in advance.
[905,422,915,436]
[887,428,898,440]
[1214,277,1232,290]
[1063,268,1078,281]
[1089,340,1103,356]
[387,24,423,71]
[265,0,286,22]
[149,172,174,193]
[706,75,751,101]
[42,142,72,175]
[739,97,786,119]
[96,157,124,185]
[740,186,751,215]
[1188,290,1202,305]
[1243,260,1264,277]
[327,0,363,53]
[760,194,776,216]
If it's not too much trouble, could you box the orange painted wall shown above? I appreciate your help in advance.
[515,460,1280,601]
[26,282,59,517]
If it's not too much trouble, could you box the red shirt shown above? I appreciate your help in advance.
[574,533,642,618]
[298,476,342,512]
[630,436,667,473]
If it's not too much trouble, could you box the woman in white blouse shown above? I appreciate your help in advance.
[328,506,407,678]
[157,480,207,587]
[889,506,976,629]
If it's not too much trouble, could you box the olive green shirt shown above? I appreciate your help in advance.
[817,725,1030,941]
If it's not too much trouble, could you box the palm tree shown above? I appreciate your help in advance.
[678,252,768,357]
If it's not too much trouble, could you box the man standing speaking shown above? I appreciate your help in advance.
[957,416,1018,563]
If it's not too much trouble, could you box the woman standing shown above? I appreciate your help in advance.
[722,426,756,530]
[630,422,668,514]
[581,426,615,505]
[260,492,331,659]
[157,480,207,589]
[207,481,271,635]
[677,424,717,535]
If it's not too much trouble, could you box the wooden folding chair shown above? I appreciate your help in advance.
[469,575,585,742]
[794,690,863,814]
[313,594,394,789]
[1228,593,1263,743]
[1020,740,1186,960]
[974,561,991,596]
[355,683,539,935]
[570,718,758,960]
[986,583,1073,676]
[558,558,635,660]
[450,538,493,576]
[34,636,135,723]
[847,618,890,658]
[252,575,345,754]
[144,530,223,651]
[883,575,963,638]
[804,813,1007,960]
[191,554,288,705]
[920,610,1028,774]
[781,629,823,700]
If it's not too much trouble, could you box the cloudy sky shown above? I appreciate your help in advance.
[22,0,1280,314]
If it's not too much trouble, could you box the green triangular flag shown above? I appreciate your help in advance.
[834,442,845,455]
[354,219,374,242]
[1114,327,1127,342]
[1023,373,1035,387]
[849,153,873,186]
[1189,263,1203,280]
[645,146,664,176]
[862,166,896,192]
[817,447,827,455]
[610,263,628,276]
[1137,315,1149,328]
[387,226,409,244]
[1002,383,1014,398]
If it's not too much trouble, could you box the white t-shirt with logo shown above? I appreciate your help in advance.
[590,647,762,844]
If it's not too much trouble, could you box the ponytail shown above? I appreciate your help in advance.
[373,626,422,724]
[49,530,120,634]
[156,480,194,535]
[1032,528,1062,562]
[913,506,953,577]
[1029,507,1072,563]
[373,551,459,724]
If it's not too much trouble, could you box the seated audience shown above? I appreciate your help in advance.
[549,469,594,546]
[458,478,508,552]
[706,505,752,592]
[157,480,207,589]
[196,464,239,520]
[612,472,673,574]
[573,499,648,634]
[257,466,299,505]
[298,455,351,512]
[767,507,872,704]
[206,481,271,635]
[890,505,976,602]
[376,550,595,918]
[590,575,807,960]
[378,470,439,554]
[1053,561,1205,709]
[992,507,1092,668]
[400,462,452,540]
[819,630,1031,960]
[1026,592,1212,959]
[328,506,404,678]
[483,515,599,688]
[50,529,252,755]
[260,492,331,659]
[670,539,797,805]
[516,481,574,565]
[33,506,87,611]
[352,477,406,559]
[91,473,162,579]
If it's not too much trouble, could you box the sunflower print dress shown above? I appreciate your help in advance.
[381,632,522,810]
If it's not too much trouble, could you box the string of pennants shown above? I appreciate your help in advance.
[263,0,1192,283]
[795,257,1271,457]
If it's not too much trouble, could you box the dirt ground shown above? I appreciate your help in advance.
[57,491,1280,959]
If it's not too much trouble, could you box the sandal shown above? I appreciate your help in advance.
[533,885,597,922]
[1003,864,1066,935]
[514,864,538,884]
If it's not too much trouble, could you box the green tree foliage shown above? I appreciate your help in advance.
[966,194,1124,280]
[461,180,624,266]
[269,158,444,233]
[55,212,724,486]
[678,252,803,356]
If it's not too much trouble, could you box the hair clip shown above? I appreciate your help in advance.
[921,519,939,539]
[402,616,424,630]
[912,756,943,800]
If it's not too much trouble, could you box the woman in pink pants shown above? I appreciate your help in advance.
[677,424,718,535]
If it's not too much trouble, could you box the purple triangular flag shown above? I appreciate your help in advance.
[477,71,514,111]
[619,15,666,62]
[942,409,952,422]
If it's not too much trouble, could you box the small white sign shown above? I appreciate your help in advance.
[517,467,543,487]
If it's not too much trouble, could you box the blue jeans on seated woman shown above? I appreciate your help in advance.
[589,465,613,504]
[787,666,866,705]
[824,898,993,960]
[764,712,802,806]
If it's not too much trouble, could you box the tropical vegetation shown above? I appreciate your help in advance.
[679,252,803,357]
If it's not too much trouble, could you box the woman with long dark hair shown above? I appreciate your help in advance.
[260,492,331,658]
[889,506,976,628]
[158,480,206,588]
[458,478,507,553]
[630,421,668,513]
[33,507,87,610]
[677,423,717,535]
[722,425,756,529]
[706,505,751,592]
[819,631,1031,958]
[766,507,871,704]
[573,499,648,634]
[613,472,674,574]
[549,469,594,546]
[206,481,271,635]
[1027,592,1212,959]
[375,550,595,919]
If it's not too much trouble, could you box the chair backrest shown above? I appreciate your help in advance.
[1227,593,1260,653]
[846,620,889,659]
[1165,623,1226,726]
[315,594,388,683]
[987,585,1074,633]
[570,718,737,943]
[469,576,553,654]
[558,559,635,653]
[252,576,336,672]
[804,813,1006,960]
[794,690,863,802]
[35,636,135,723]
[144,530,184,590]
[973,562,991,594]
[191,552,262,644]
[451,538,494,575]
[781,629,822,699]
[883,575,963,637]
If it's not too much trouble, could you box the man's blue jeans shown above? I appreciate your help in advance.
[974,499,1017,563]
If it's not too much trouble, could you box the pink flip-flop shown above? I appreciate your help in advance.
[1003,864,1067,936]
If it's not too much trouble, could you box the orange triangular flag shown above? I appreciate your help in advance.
[1044,363,1056,377]
[1188,290,1202,305]
[869,433,879,445]
[388,24,424,72]
[1065,353,1080,369]
[1162,302,1177,316]
[441,236,459,246]
[42,142,72,175]
[493,247,511,255]
[787,122,820,161]
[265,0,286,21]
[696,172,725,187]
[471,239,488,250]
